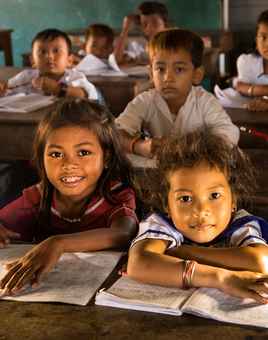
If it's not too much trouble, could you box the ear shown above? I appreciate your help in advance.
[30,54,35,68]
[192,66,205,85]
[231,195,237,213]
[67,53,74,67]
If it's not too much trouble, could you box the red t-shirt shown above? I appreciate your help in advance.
[0,181,137,242]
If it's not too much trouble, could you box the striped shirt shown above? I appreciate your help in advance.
[0,182,137,242]
[131,209,268,249]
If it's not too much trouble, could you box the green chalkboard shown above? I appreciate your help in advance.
[0,0,221,66]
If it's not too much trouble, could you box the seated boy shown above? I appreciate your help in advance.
[114,1,169,64]
[0,28,99,100]
[115,28,239,158]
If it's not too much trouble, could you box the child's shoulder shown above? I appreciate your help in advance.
[22,183,41,208]
[237,53,261,64]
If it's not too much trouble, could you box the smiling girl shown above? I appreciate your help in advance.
[0,98,137,294]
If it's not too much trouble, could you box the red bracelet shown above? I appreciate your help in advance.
[129,136,140,154]
[182,260,197,289]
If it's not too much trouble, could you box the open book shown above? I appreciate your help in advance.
[76,53,149,77]
[95,276,268,328]
[0,244,123,306]
[214,85,251,109]
[0,93,55,112]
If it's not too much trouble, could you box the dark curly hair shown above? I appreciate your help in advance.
[33,97,134,229]
[137,127,257,214]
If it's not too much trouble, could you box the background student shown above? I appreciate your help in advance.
[114,1,169,64]
[235,10,268,111]
[0,98,138,295]
[127,127,268,304]
[0,28,99,100]
[115,28,239,158]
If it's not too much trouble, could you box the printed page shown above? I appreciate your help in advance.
[182,287,268,328]
[0,244,123,306]
[76,54,109,75]
[214,85,251,108]
[0,93,55,112]
[96,276,195,316]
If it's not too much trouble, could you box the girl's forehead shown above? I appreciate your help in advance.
[46,125,99,143]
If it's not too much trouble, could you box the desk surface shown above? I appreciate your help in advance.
[226,107,268,127]
[1,299,268,340]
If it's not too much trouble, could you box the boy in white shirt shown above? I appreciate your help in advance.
[0,28,99,100]
[115,28,239,157]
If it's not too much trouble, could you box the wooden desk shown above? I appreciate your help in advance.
[1,297,268,339]
[0,29,14,66]
[87,75,149,116]
[226,107,268,129]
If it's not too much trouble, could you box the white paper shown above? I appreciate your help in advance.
[183,287,268,328]
[0,244,123,306]
[0,93,55,112]
[96,276,193,315]
[214,85,251,108]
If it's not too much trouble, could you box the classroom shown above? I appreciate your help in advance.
[1,0,268,339]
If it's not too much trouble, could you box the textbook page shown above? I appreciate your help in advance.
[0,93,55,112]
[214,85,251,109]
[0,244,123,306]
[182,287,268,328]
[95,276,194,315]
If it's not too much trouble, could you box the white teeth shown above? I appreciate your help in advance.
[61,176,83,183]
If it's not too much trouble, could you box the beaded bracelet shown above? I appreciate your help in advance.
[247,85,254,97]
[182,260,197,289]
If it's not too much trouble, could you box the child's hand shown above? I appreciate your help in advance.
[219,269,268,304]
[247,98,268,111]
[0,236,63,295]
[32,77,60,96]
[0,225,20,248]
[0,81,8,96]
[122,14,138,33]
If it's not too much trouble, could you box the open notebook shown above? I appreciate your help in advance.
[95,276,268,328]
[0,93,55,113]
[214,85,251,108]
[76,53,149,77]
[0,244,123,306]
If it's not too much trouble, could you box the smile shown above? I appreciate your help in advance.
[189,224,215,231]
[60,176,84,184]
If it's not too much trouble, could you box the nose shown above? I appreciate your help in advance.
[62,155,78,171]
[164,68,174,82]
[192,201,211,219]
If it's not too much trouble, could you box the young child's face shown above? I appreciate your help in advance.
[85,35,113,59]
[256,22,268,60]
[32,37,72,77]
[151,49,199,106]
[167,161,235,244]
[140,14,165,40]
[44,125,104,203]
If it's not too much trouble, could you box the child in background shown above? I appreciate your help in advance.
[0,28,99,100]
[235,10,268,111]
[127,127,268,303]
[115,29,239,158]
[114,1,169,64]
[0,98,137,294]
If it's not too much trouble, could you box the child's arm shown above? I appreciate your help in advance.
[0,81,8,96]
[127,239,268,303]
[236,81,268,97]
[32,77,87,98]
[0,215,137,294]
[166,243,268,274]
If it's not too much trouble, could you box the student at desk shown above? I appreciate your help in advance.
[235,10,268,111]
[0,98,137,295]
[115,29,239,158]
[114,1,169,64]
[0,28,102,209]
[127,128,268,303]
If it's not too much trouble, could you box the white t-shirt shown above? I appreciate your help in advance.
[7,68,99,100]
[115,86,239,144]
[236,53,268,85]
[131,210,268,249]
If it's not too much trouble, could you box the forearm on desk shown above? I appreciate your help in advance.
[167,244,268,273]
[236,81,268,97]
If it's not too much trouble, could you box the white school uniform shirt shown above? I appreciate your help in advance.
[7,68,99,100]
[115,86,239,145]
[236,53,268,85]
[131,210,268,249]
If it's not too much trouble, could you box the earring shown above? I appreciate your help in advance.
[232,206,237,213]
